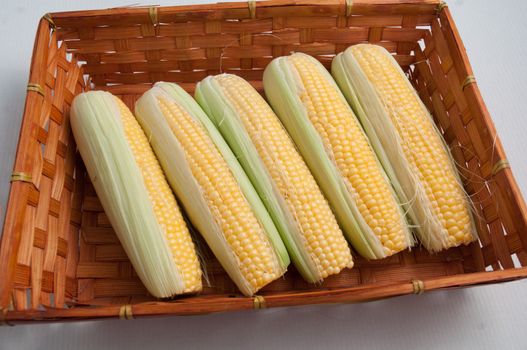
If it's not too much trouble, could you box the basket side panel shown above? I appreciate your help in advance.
[0,19,85,312]
[53,2,436,95]
[410,7,527,270]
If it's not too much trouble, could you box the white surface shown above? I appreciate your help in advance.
[1,0,526,349]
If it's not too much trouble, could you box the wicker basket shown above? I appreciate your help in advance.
[1,0,527,324]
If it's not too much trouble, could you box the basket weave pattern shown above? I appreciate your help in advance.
[1,0,526,323]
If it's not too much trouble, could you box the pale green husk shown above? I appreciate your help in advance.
[263,53,411,259]
[195,74,320,283]
[135,82,289,296]
[331,44,477,251]
[70,91,186,298]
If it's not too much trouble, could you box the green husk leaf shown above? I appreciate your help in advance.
[195,74,319,283]
[71,91,185,298]
[135,82,289,295]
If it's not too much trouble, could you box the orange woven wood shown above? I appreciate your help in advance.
[1,0,527,324]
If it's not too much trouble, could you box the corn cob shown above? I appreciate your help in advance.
[135,82,289,296]
[331,44,477,251]
[70,91,202,298]
[195,74,353,282]
[263,53,412,260]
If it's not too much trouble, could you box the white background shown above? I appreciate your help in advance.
[1,1,526,349]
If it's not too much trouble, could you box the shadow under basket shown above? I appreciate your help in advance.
[2,0,527,324]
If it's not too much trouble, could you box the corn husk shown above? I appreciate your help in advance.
[331,44,477,251]
[71,91,199,298]
[263,53,412,259]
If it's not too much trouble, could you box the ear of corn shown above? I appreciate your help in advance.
[70,91,202,298]
[331,44,477,251]
[263,53,412,260]
[134,82,289,296]
[195,74,353,283]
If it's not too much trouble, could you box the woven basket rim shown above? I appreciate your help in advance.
[46,0,443,19]
[4,267,527,323]
[2,0,527,324]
